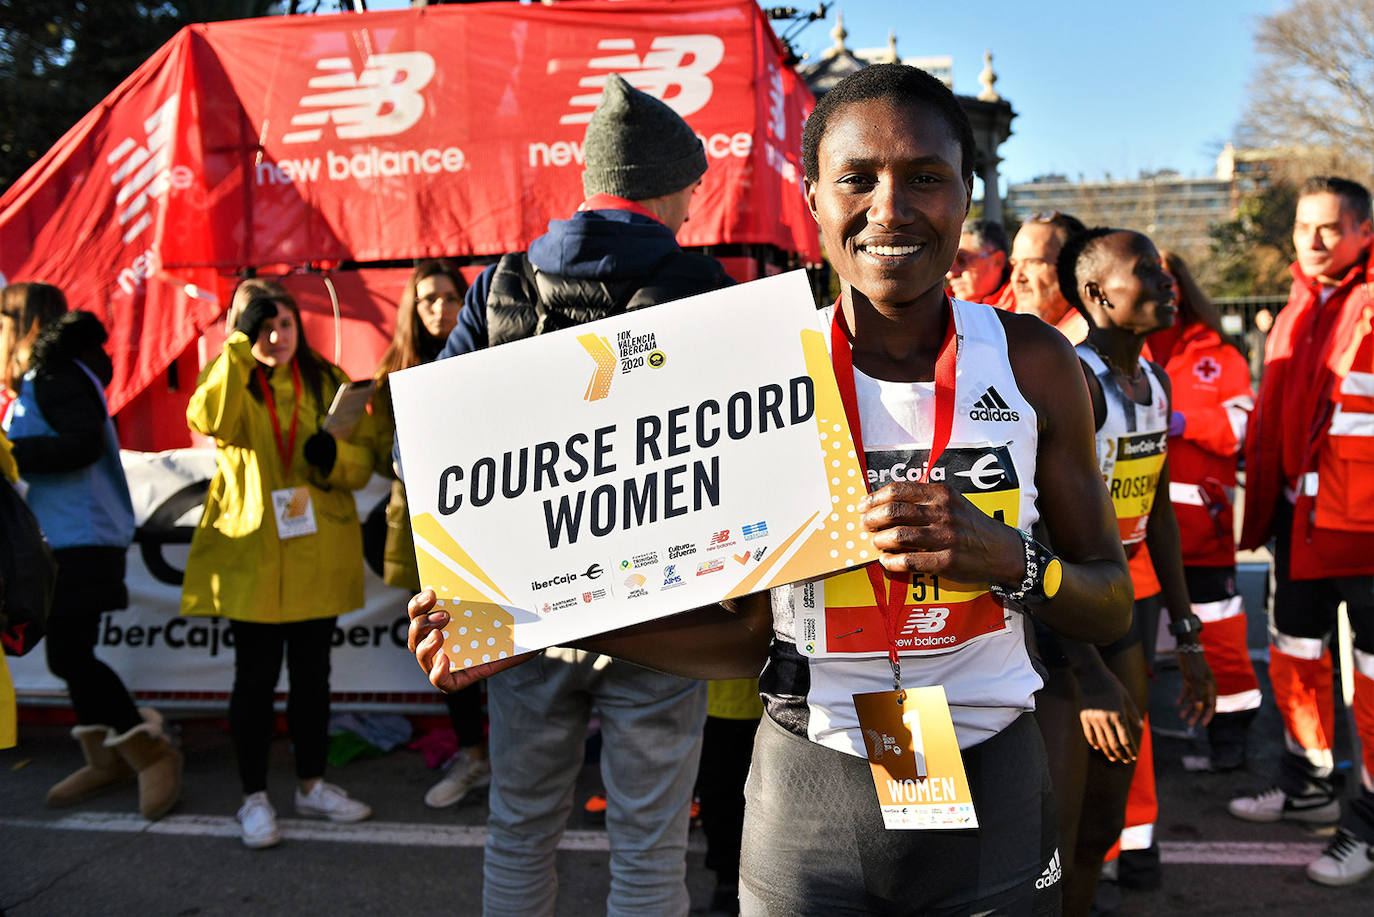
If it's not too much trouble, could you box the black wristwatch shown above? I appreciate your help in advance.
[989,529,1063,605]
[1167,613,1204,637]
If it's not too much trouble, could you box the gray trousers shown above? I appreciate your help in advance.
[483,647,707,917]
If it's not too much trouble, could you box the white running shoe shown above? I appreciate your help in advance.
[424,754,492,809]
[1227,786,1340,824]
[1307,828,1374,886]
[295,780,372,823]
[237,792,281,849]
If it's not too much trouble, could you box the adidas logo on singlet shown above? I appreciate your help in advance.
[1035,849,1062,889]
[969,386,1020,422]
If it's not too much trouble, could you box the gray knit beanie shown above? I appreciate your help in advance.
[581,74,708,201]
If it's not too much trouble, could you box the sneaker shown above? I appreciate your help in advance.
[423,753,491,809]
[237,792,281,850]
[1306,828,1374,886]
[295,780,372,823]
[1227,786,1340,824]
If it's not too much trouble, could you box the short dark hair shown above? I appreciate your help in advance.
[802,64,975,183]
[29,309,107,372]
[1300,176,1372,225]
[962,219,1009,255]
[1056,226,1122,316]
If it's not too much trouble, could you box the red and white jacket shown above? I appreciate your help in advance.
[980,280,1015,311]
[1150,322,1253,567]
[1241,246,1374,579]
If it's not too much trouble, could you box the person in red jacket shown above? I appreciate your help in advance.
[947,219,1013,307]
[1230,176,1374,888]
[1148,251,1260,771]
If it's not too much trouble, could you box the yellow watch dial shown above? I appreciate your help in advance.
[1042,557,1064,600]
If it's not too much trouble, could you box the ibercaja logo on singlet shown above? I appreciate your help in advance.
[798,444,1021,657]
[1101,431,1167,545]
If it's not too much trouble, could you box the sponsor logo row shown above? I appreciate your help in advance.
[534,523,771,614]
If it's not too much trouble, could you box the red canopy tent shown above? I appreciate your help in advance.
[0,0,819,450]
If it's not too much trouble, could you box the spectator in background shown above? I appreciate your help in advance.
[0,282,68,420]
[1232,176,1374,888]
[696,678,762,916]
[1147,250,1260,772]
[1,424,23,751]
[947,218,1013,307]
[373,260,490,809]
[5,310,183,819]
[182,278,382,849]
[1039,228,1216,915]
[1010,211,1088,341]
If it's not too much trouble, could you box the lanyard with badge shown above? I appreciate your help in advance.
[257,362,317,540]
[830,299,978,830]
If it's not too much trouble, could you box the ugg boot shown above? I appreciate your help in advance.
[105,709,183,820]
[45,724,135,807]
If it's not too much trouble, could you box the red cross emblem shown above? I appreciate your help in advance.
[1193,356,1220,383]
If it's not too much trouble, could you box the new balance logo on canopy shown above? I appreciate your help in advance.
[107,95,179,245]
[969,386,1020,422]
[284,52,436,144]
[560,35,725,125]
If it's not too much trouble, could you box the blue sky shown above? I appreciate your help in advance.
[368,0,1290,192]
[783,0,1291,190]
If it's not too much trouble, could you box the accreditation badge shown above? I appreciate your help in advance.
[854,685,977,830]
[271,486,318,540]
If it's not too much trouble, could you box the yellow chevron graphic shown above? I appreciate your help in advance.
[578,333,617,401]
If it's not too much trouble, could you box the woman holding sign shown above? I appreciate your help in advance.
[372,261,491,809]
[183,279,381,849]
[410,64,1131,914]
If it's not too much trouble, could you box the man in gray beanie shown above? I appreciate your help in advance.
[423,73,731,917]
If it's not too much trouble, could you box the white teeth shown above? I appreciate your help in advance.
[863,244,922,256]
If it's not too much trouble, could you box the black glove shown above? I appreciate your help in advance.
[303,431,337,476]
[235,297,278,342]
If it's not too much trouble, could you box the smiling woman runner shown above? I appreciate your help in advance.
[409,64,1131,916]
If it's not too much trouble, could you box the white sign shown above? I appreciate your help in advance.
[390,271,872,671]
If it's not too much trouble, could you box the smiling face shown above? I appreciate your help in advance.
[1293,191,1373,285]
[250,302,299,367]
[414,273,462,342]
[1087,232,1177,335]
[805,97,972,313]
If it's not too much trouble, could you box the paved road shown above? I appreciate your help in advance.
[2,560,1369,915]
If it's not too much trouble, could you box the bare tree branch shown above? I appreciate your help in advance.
[1240,0,1374,184]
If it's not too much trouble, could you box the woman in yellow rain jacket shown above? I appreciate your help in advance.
[182,278,380,849]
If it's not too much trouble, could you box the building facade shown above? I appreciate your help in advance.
[795,12,1015,222]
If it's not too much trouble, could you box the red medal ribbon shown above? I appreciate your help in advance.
[256,361,301,474]
[830,297,959,689]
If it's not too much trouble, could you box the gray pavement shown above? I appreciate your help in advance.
[2,558,1370,915]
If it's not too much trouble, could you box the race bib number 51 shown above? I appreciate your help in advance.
[798,444,1020,658]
